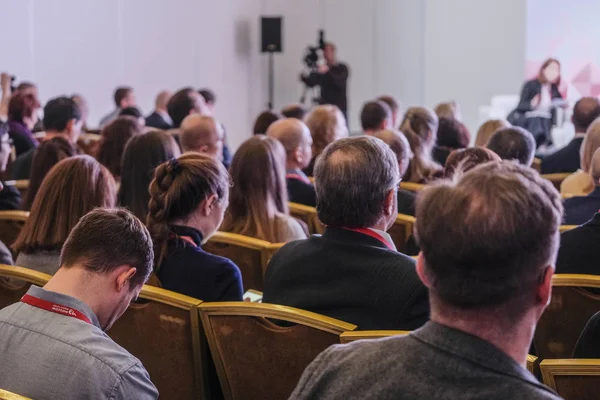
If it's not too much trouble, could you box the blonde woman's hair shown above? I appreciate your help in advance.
[580,118,600,172]
[304,105,346,158]
[475,119,510,147]
[399,107,442,183]
[434,101,459,120]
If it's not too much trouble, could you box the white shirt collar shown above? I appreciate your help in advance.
[368,228,397,251]
[574,132,587,139]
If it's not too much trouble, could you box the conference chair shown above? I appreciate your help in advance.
[534,274,600,359]
[199,302,356,400]
[2,180,28,200]
[106,286,210,400]
[388,214,416,253]
[540,359,600,400]
[339,330,409,344]
[527,355,540,379]
[0,265,50,311]
[399,182,425,193]
[0,211,28,257]
[0,388,31,400]
[560,225,577,233]
[77,133,101,156]
[541,173,571,191]
[203,232,284,291]
[288,202,324,235]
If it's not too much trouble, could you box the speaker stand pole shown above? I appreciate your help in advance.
[268,50,274,111]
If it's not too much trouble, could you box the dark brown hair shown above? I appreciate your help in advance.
[537,58,561,85]
[281,104,307,120]
[114,87,133,107]
[220,136,289,242]
[13,155,116,254]
[360,101,391,131]
[167,88,201,128]
[415,161,563,313]
[8,92,40,124]
[444,147,501,178]
[436,117,471,149]
[147,153,230,269]
[60,208,153,287]
[22,137,77,210]
[96,116,143,180]
[252,111,281,135]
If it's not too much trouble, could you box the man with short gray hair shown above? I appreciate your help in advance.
[290,161,563,400]
[263,136,429,330]
[487,126,536,166]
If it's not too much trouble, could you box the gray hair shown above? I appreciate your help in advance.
[314,136,399,228]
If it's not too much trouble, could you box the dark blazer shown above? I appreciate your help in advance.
[0,183,21,211]
[303,157,317,177]
[541,137,584,174]
[286,169,316,207]
[9,148,35,180]
[157,225,243,302]
[432,146,452,167]
[145,111,172,130]
[508,79,562,127]
[563,186,600,226]
[397,189,416,216]
[263,227,430,330]
[556,213,600,275]
[574,311,600,358]
[302,63,349,115]
[8,121,37,157]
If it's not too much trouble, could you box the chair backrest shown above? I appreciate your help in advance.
[0,211,29,258]
[106,285,209,399]
[540,359,600,400]
[77,133,101,156]
[387,214,416,253]
[560,225,577,233]
[534,274,600,359]
[399,182,425,193]
[339,330,409,344]
[203,232,283,291]
[541,173,571,191]
[0,388,31,400]
[288,202,324,235]
[199,302,356,400]
[527,354,540,378]
[0,265,50,311]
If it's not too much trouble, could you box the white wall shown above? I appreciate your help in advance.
[1,0,526,150]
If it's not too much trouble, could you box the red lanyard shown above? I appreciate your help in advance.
[21,294,92,324]
[343,227,395,251]
[286,173,311,185]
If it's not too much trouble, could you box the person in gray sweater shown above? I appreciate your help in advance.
[290,161,563,400]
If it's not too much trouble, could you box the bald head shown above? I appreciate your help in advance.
[266,118,313,169]
[372,129,413,177]
[573,97,600,133]
[180,114,223,161]
[155,91,171,112]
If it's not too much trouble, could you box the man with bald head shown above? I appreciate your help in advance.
[180,114,223,162]
[542,97,600,174]
[146,90,173,130]
[267,118,316,206]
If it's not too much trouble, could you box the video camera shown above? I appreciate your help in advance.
[303,30,325,70]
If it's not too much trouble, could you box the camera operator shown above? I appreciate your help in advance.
[301,43,349,119]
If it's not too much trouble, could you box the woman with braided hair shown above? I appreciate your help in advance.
[146,153,243,301]
[399,106,442,183]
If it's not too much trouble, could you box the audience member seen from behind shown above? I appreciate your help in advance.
[444,147,501,179]
[11,96,82,180]
[96,116,143,182]
[377,95,401,129]
[167,87,207,129]
[281,104,307,120]
[434,101,462,121]
[0,123,20,211]
[303,105,348,176]
[198,88,232,166]
[147,154,243,301]
[22,137,76,210]
[562,148,600,225]
[71,94,90,133]
[372,129,416,216]
[263,136,429,330]
[486,127,536,167]
[13,156,116,275]
[180,114,224,162]
[252,110,281,135]
[118,130,181,222]
[360,100,392,136]
[542,97,600,174]
[433,117,471,166]
[119,107,145,127]
[7,92,40,156]
[221,136,307,243]
[0,208,158,399]
[145,90,172,130]
[99,86,136,128]
[474,119,510,147]
[290,161,563,400]
[561,118,600,197]
[399,106,442,183]
[267,118,316,207]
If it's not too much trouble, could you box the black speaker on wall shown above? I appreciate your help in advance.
[261,17,283,53]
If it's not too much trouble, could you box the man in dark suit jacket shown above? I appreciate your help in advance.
[263,136,429,330]
[267,118,316,207]
[290,161,564,399]
[556,212,600,275]
[145,90,173,130]
[563,148,600,225]
[542,97,600,174]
